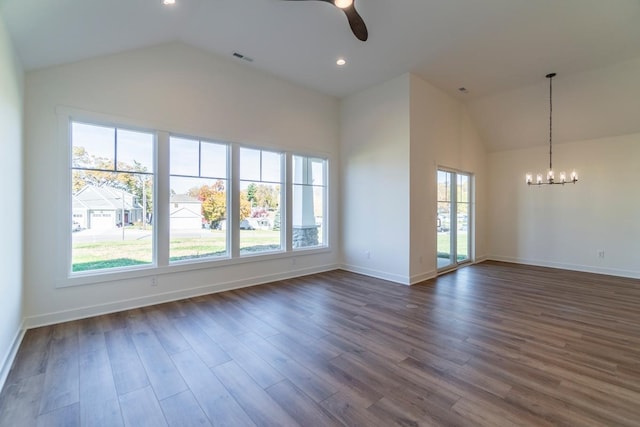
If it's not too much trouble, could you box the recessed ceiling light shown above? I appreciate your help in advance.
[336,58,346,66]
[334,0,353,9]
[163,0,176,5]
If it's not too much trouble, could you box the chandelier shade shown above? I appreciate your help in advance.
[526,73,578,186]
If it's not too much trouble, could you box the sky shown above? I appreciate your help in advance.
[72,122,324,195]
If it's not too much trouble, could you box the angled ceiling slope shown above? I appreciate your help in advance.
[2,0,640,150]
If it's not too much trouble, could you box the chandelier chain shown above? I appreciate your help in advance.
[549,74,553,171]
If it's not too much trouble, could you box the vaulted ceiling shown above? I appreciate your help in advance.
[2,0,640,150]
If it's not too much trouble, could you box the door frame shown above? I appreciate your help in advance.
[436,167,474,273]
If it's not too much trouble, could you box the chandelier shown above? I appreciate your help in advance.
[526,73,578,186]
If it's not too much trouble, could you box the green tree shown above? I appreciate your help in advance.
[246,183,257,206]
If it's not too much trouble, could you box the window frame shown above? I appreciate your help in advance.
[56,109,331,288]
[436,167,474,273]
[291,154,328,251]
[238,146,286,257]
[168,134,231,264]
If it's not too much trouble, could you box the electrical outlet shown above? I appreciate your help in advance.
[151,276,157,286]
[292,257,297,266]
[365,251,371,259]
[598,250,605,259]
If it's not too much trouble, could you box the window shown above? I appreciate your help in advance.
[169,136,228,262]
[239,148,283,255]
[292,155,327,249]
[71,122,154,273]
[66,116,329,282]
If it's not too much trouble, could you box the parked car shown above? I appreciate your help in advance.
[239,219,255,230]
[72,221,81,232]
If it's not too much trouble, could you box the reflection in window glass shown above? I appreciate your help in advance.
[71,122,154,273]
[292,156,327,249]
[240,148,283,255]
[169,136,228,262]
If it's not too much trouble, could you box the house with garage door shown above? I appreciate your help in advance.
[72,185,144,229]
[170,194,203,230]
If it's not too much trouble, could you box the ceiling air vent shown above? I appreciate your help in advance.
[232,52,254,62]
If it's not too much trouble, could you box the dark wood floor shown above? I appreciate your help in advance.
[2,262,640,426]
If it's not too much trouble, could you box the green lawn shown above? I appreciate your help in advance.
[72,229,283,272]
[73,229,466,272]
[437,231,469,261]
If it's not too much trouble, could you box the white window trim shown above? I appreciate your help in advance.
[56,107,331,288]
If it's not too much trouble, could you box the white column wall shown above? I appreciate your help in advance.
[409,74,488,282]
[340,74,412,283]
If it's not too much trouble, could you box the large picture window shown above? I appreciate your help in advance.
[67,117,329,281]
[71,122,154,273]
[239,148,283,255]
[169,136,228,262]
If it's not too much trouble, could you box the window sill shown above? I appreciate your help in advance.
[57,246,331,288]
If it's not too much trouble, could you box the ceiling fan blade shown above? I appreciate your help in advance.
[282,0,368,42]
[342,3,368,41]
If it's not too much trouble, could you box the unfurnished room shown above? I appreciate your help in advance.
[1,0,639,425]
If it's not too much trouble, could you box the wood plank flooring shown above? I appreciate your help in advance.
[2,261,640,426]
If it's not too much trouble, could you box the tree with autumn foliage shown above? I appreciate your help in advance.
[188,181,251,226]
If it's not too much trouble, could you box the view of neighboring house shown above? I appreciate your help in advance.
[170,194,203,230]
[72,185,144,230]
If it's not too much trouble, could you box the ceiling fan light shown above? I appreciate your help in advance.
[334,0,353,9]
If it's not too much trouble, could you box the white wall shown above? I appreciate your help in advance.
[488,133,640,278]
[23,42,340,326]
[409,74,488,281]
[0,14,24,387]
[340,73,487,284]
[340,74,411,283]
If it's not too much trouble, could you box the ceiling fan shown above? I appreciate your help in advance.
[283,0,368,41]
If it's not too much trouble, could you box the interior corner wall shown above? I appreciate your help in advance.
[488,133,640,278]
[340,74,412,284]
[408,74,488,282]
[0,14,25,387]
[23,42,341,326]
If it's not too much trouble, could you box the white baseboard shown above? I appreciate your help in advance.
[0,320,25,392]
[340,264,411,285]
[409,270,437,285]
[487,256,640,279]
[24,264,340,329]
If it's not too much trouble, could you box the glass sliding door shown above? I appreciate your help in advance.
[437,169,472,271]
[437,170,454,269]
[456,174,471,263]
